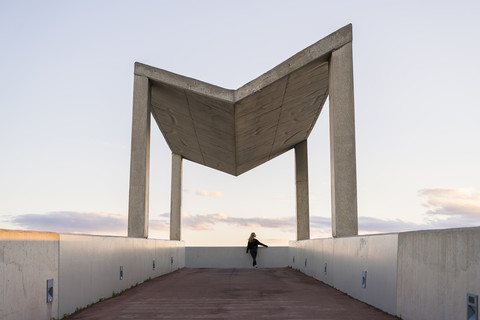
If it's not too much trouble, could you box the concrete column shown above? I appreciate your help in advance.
[295,140,310,240]
[328,41,358,237]
[170,153,183,240]
[128,75,151,238]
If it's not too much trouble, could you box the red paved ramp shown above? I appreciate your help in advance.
[67,268,398,319]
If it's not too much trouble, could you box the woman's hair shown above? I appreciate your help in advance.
[248,232,256,242]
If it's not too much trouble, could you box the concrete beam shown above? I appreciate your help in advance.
[128,75,151,238]
[328,41,358,237]
[170,153,182,240]
[295,140,310,240]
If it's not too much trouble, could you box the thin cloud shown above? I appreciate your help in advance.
[149,212,171,232]
[147,211,479,236]
[311,216,432,238]
[182,213,295,231]
[358,217,421,234]
[310,216,332,238]
[8,188,480,239]
[149,219,169,232]
[356,188,480,234]
[196,190,225,198]
[183,213,226,230]
[10,211,127,235]
[9,211,171,235]
[419,188,480,217]
[310,216,331,229]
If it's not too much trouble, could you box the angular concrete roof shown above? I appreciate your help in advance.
[135,24,352,176]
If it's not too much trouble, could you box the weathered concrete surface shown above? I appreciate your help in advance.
[128,74,151,238]
[328,41,358,237]
[67,268,398,320]
[136,24,353,176]
[170,153,182,240]
[396,227,480,320]
[295,140,310,240]
[291,227,480,320]
[290,234,399,316]
[0,230,59,320]
[59,234,185,317]
[0,230,185,319]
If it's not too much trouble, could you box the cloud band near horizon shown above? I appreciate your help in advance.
[5,188,479,237]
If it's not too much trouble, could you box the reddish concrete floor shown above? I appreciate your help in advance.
[67,268,399,320]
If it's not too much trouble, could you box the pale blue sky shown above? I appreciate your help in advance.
[1,1,479,246]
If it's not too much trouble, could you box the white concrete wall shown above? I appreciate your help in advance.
[58,234,185,317]
[290,227,480,320]
[0,230,59,320]
[186,247,289,268]
[0,230,185,320]
[396,227,480,320]
[3,227,480,320]
[289,234,399,316]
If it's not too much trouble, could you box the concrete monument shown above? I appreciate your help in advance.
[128,24,358,240]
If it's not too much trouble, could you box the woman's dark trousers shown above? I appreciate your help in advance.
[250,249,257,266]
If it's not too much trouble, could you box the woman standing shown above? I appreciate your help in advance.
[246,232,268,267]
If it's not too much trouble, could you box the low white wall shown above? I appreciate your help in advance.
[396,227,480,320]
[290,227,480,320]
[0,229,185,320]
[289,234,399,315]
[4,227,480,320]
[0,230,59,320]
[186,247,289,268]
[58,234,185,317]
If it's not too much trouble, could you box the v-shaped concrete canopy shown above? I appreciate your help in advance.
[128,24,358,240]
[134,24,352,176]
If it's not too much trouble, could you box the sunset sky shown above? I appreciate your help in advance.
[1,0,479,246]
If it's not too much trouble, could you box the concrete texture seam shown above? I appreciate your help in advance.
[184,90,205,164]
[268,74,289,160]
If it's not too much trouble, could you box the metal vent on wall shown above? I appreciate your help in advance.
[468,293,478,320]
[362,271,367,288]
[46,279,54,303]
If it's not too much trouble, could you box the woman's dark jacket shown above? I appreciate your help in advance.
[246,239,268,253]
